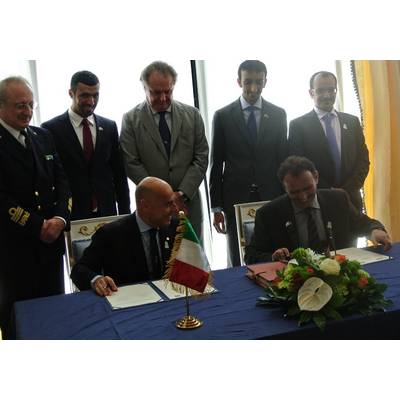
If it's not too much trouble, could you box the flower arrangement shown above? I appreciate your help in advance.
[257,248,392,331]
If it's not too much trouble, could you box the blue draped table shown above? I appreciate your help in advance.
[13,244,400,339]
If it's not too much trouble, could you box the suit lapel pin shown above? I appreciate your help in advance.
[343,123,348,130]
[263,113,269,119]
[99,126,104,131]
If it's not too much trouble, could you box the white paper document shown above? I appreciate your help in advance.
[106,282,163,309]
[334,247,391,265]
[152,279,218,300]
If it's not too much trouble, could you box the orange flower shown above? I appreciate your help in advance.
[358,277,369,288]
[334,254,347,264]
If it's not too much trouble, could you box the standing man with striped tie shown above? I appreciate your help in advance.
[42,71,130,220]
[0,76,71,338]
[210,60,288,267]
[288,71,369,212]
[120,61,209,243]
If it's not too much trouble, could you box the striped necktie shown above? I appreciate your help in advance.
[323,113,341,185]
[158,111,171,157]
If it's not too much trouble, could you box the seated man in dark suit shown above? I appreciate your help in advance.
[245,156,391,264]
[71,177,178,296]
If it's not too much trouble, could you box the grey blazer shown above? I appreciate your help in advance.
[120,100,209,238]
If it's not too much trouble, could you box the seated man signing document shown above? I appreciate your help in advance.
[245,156,391,264]
[71,177,178,296]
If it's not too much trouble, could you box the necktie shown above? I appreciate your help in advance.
[19,130,27,148]
[149,228,162,279]
[82,118,94,163]
[81,119,97,211]
[305,208,321,252]
[247,106,257,143]
[158,111,171,157]
[323,113,341,185]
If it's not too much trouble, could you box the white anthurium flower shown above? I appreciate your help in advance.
[298,277,333,311]
[319,258,341,276]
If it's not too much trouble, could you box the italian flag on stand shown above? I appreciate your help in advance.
[165,212,211,293]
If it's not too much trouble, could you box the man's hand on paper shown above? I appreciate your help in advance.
[272,247,290,262]
[213,212,226,234]
[93,276,118,297]
[370,229,392,251]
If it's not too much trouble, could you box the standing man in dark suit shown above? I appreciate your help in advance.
[71,177,178,296]
[42,70,130,220]
[210,60,287,267]
[120,61,209,242]
[288,71,369,211]
[0,76,71,338]
[245,156,390,264]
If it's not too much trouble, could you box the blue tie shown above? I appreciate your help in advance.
[246,106,257,143]
[323,113,341,185]
[158,111,171,157]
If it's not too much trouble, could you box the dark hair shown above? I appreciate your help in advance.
[140,61,178,85]
[277,156,317,182]
[238,60,267,80]
[70,71,99,91]
[309,71,337,89]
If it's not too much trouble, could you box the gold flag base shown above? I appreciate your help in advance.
[175,315,203,330]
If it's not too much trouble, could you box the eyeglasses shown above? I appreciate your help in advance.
[2,101,38,111]
[313,88,337,96]
[14,101,38,111]
[148,88,174,98]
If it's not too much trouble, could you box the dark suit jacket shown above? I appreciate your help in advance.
[71,213,177,290]
[288,110,369,210]
[0,124,71,335]
[210,98,287,212]
[244,189,385,264]
[42,112,130,220]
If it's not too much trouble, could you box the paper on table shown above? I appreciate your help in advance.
[106,282,163,309]
[152,279,218,299]
[334,247,391,265]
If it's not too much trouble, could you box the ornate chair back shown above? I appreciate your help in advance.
[234,201,269,265]
[64,214,129,293]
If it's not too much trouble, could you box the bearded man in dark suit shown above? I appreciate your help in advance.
[245,156,391,264]
[210,60,287,267]
[42,70,130,220]
[0,76,71,338]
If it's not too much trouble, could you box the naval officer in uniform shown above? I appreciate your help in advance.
[0,76,71,338]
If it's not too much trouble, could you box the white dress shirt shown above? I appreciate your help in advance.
[68,108,97,148]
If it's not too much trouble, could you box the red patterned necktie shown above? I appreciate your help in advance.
[82,118,94,162]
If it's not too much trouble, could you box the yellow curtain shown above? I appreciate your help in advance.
[353,61,400,240]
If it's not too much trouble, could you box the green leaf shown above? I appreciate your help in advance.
[298,311,312,325]
[323,308,342,321]
[312,313,327,331]
[286,304,301,316]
